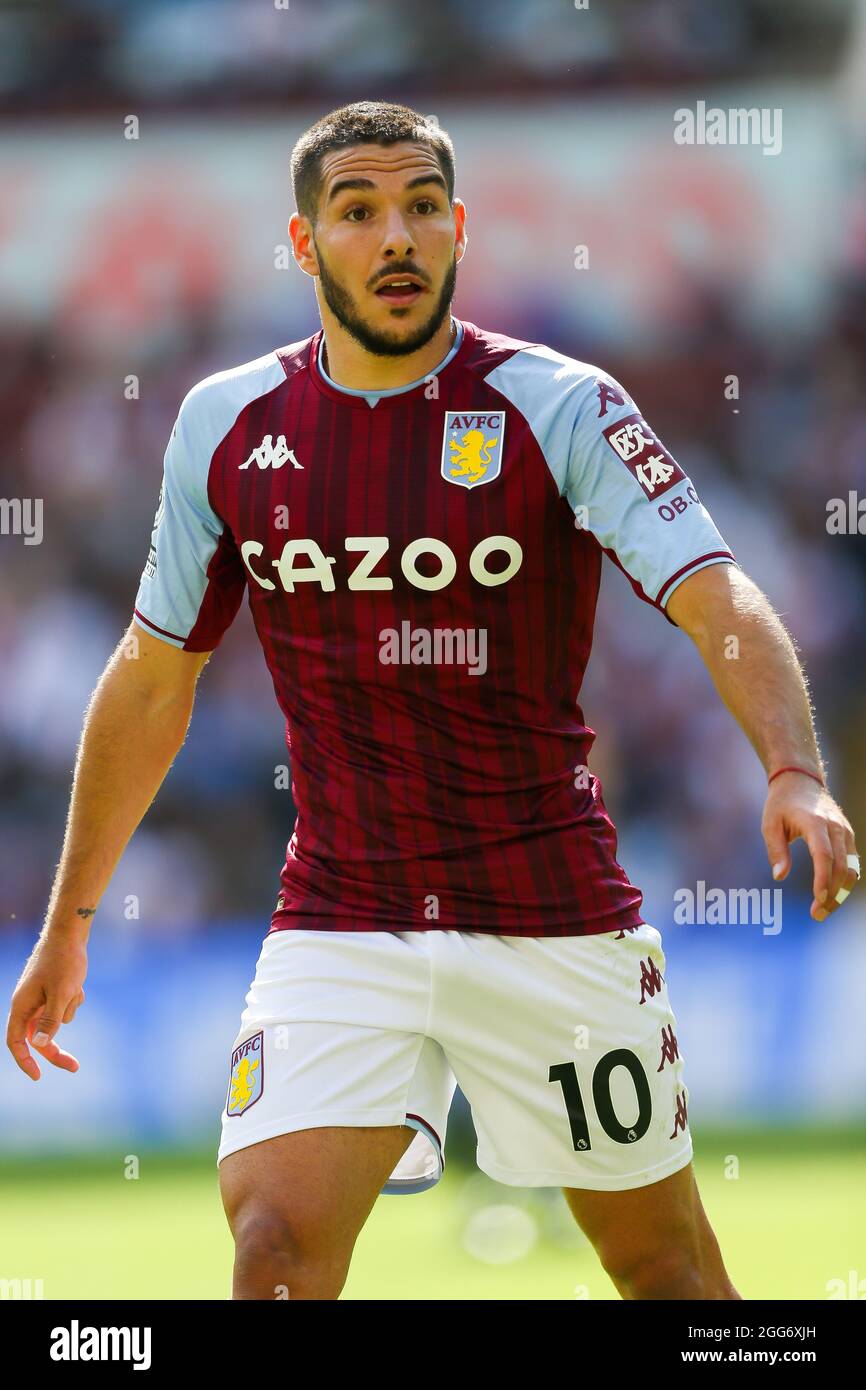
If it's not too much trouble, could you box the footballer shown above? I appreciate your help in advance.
[6,102,860,1301]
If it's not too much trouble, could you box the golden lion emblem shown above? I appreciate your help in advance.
[448,428,499,485]
[229,1056,260,1111]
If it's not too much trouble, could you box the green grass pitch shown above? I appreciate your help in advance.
[1,1129,862,1300]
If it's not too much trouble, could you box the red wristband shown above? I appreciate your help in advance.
[767,765,825,789]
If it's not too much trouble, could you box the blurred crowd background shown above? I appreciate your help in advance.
[1,0,865,1152]
[0,0,858,109]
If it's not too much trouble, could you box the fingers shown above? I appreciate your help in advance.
[803,822,835,920]
[6,985,84,1081]
[27,1018,79,1074]
[6,1007,42,1081]
[29,993,81,1072]
[839,833,861,900]
[806,821,859,921]
[62,990,85,1025]
[815,823,852,920]
[32,986,81,1041]
[31,1018,58,1047]
[764,794,858,924]
[763,815,791,882]
[819,826,860,919]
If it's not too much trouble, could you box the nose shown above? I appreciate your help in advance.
[379,205,417,260]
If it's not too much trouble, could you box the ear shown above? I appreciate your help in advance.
[452,198,468,262]
[289,212,319,278]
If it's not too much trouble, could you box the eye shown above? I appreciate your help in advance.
[345,206,370,222]
[414,199,437,214]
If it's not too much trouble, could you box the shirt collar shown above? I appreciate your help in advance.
[315,318,464,408]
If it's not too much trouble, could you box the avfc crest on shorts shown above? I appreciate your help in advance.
[226,1030,264,1117]
[442,411,505,490]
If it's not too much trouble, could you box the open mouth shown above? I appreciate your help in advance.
[374,278,426,303]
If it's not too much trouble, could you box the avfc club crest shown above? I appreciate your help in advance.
[441,411,505,490]
[226,1030,264,1117]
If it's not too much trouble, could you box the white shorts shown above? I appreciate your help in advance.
[216,923,692,1194]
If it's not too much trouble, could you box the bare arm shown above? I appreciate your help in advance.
[666,564,859,921]
[6,620,212,1080]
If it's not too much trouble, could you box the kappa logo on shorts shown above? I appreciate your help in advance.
[226,1030,264,1117]
[670,1089,689,1140]
[638,956,665,1004]
[657,1024,680,1072]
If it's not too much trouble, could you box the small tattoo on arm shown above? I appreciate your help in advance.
[76,907,96,919]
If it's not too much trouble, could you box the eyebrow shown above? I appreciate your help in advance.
[325,172,449,206]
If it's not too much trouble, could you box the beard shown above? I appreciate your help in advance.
[314,241,457,358]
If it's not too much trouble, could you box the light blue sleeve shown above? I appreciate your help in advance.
[133,351,287,650]
[564,367,737,615]
[483,344,738,621]
[133,386,244,651]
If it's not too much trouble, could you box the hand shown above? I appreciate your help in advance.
[762,772,859,922]
[6,930,87,1080]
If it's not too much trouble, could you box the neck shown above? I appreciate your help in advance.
[319,312,456,391]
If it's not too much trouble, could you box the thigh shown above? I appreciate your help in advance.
[564,1158,699,1253]
[434,924,691,1191]
[563,1161,734,1298]
[219,1123,417,1264]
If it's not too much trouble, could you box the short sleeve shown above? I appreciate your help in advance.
[133,397,246,652]
[565,372,737,623]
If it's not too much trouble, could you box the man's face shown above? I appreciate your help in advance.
[295,141,466,357]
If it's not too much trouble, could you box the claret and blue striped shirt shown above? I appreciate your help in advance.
[134,318,736,938]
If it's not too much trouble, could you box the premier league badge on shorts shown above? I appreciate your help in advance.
[226,1030,264,1117]
[441,411,505,490]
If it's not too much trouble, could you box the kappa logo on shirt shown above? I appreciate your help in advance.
[239,434,304,471]
[153,479,166,529]
[441,412,505,490]
[143,480,165,580]
[602,413,686,500]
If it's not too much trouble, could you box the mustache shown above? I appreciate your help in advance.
[369,266,430,289]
